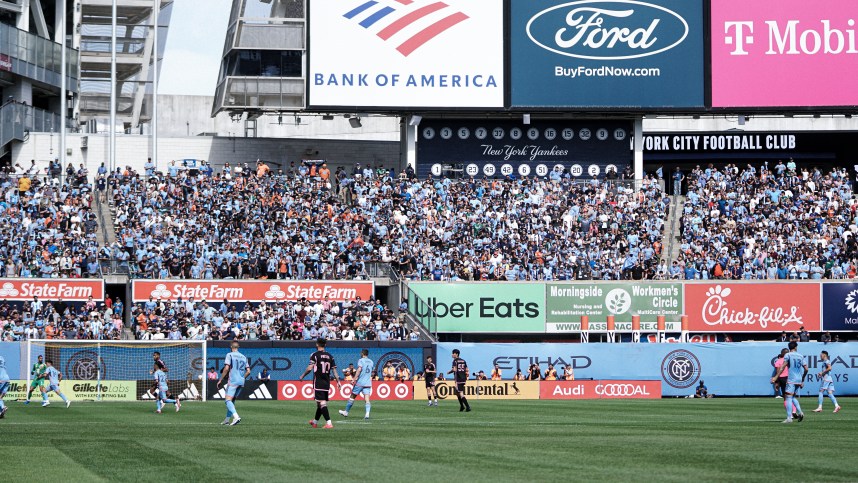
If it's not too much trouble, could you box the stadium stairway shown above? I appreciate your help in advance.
[664,195,685,265]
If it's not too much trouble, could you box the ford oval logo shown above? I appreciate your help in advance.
[526,0,689,60]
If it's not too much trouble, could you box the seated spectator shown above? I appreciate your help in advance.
[694,380,712,398]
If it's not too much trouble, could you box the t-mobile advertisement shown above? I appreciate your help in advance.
[711,0,858,108]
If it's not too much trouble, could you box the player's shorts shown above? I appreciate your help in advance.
[0,381,9,396]
[777,377,787,392]
[819,380,835,392]
[785,382,802,394]
[314,384,330,402]
[48,384,60,393]
[350,385,371,398]
[455,381,466,394]
[30,379,45,388]
[225,384,243,399]
[425,378,435,388]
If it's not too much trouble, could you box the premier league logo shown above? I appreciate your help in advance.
[661,350,700,389]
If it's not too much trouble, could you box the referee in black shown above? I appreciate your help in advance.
[447,349,471,412]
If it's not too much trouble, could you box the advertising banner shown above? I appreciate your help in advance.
[277,381,413,401]
[209,380,278,401]
[510,0,705,108]
[132,280,374,303]
[416,119,631,179]
[545,282,682,332]
[207,346,423,381]
[408,283,545,333]
[0,54,11,72]
[309,0,504,108]
[685,283,821,332]
[822,283,858,331]
[7,380,137,401]
[643,133,797,153]
[711,0,858,108]
[0,279,103,301]
[413,380,540,400]
[540,380,661,399]
[438,342,858,397]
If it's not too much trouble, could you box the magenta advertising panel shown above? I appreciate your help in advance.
[711,0,858,108]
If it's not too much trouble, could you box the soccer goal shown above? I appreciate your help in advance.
[26,340,207,402]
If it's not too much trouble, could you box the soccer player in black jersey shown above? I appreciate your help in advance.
[447,349,471,412]
[300,338,341,429]
[424,356,438,407]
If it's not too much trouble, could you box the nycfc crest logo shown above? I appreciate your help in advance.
[661,349,700,389]
[67,350,107,380]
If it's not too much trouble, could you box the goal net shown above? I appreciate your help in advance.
[26,340,207,402]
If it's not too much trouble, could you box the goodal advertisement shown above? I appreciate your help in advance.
[545,282,682,332]
[408,283,545,333]
[309,0,503,108]
[511,0,704,108]
[711,0,858,108]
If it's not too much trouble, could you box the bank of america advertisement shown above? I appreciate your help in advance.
[309,0,504,108]
[711,0,858,108]
[510,0,704,108]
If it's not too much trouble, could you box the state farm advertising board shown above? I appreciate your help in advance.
[277,381,412,401]
[132,280,374,303]
[685,283,820,332]
[0,279,103,301]
[711,0,858,107]
[309,0,503,108]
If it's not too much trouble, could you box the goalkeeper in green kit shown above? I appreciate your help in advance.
[24,355,48,404]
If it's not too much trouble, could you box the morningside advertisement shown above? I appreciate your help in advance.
[711,0,858,108]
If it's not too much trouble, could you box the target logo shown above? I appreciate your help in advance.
[278,381,413,401]
[280,383,298,399]
[377,384,391,399]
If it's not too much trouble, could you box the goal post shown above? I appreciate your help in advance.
[26,340,207,402]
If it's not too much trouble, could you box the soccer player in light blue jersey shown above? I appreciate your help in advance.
[44,360,70,408]
[771,341,807,423]
[0,355,10,419]
[813,350,841,414]
[339,349,374,420]
[218,341,250,426]
[154,365,181,414]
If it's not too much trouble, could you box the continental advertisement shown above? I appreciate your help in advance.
[5,380,136,401]
[413,380,540,400]
[546,282,682,332]
[408,283,545,333]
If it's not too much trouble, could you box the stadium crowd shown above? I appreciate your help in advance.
[0,296,124,341]
[103,160,669,281]
[129,295,420,342]
[671,163,857,280]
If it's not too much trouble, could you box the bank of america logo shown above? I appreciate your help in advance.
[343,0,469,56]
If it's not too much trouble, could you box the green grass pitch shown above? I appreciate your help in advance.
[1,398,855,482]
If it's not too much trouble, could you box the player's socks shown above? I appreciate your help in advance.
[0,400,5,411]
[784,396,794,420]
[462,397,470,410]
[828,393,839,407]
[59,393,68,403]
[365,402,370,418]
[818,394,824,407]
[314,406,323,421]
[791,396,803,417]
[226,400,237,417]
[156,400,162,412]
[321,406,331,423]
[345,400,355,413]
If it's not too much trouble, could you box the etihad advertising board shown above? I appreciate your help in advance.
[131,280,374,303]
[684,283,821,333]
[308,0,503,108]
[408,283,545,333]
[511,0,704,108]
[711,0,858,108]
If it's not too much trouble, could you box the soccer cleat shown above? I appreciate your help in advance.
[323,423,334,429]
[466,407,472,412]
[66,400,71,409]
[41,401,50,407]
[834,406,841,413]
[775,396,783,399]
[813,407,822,412]
[433,401,439,407]
[175,400,181,412]
[792,412,797,419]
[364,416,369,421]
[338,410,348,417]
[23,400,29,405]
[230,417,241,426]
[156,410,162,414]
[0,407,6,418]
[221,418,230,425]
[796,413,804,422]
[781,418,793,424]
[309,420,318,428]
[428,401,432,406]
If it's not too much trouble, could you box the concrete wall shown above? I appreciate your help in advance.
[11,133,401,177]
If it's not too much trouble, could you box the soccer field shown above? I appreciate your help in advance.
[1,398,855,482]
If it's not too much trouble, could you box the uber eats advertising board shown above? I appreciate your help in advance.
[409,283,545,333]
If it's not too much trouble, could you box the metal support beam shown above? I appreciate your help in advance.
[61,0,67,167]
[152,0,159,168]
[29,0,49,37]
[109,0,117,172]
[634,117,644,181]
